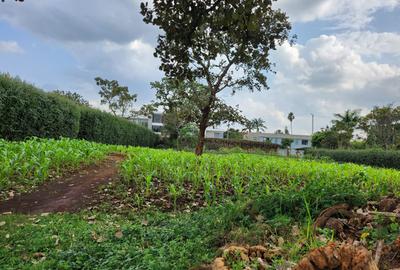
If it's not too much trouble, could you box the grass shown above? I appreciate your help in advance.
[0,138,119,198]
[1,140,400,269]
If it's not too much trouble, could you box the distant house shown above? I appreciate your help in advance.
[132,112,164,134]
[244,132,312,150]
[205,129,225,139]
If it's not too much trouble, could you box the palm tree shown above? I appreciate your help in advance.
[287,112,295,134]
[332,109,361,148]
[242,119,255,133]
[332,109,361,130]
[252,118,267,132]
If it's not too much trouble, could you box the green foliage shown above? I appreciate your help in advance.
[0,74,158,147]
[120,147,400,206]
[360,104,400,149]
[0,138,116,195]
[205,138,277,152]
[0,203,250,270]
[95,77,137,118]
[306,148,400,170]
[78,107,159,147]
[141,1,292,155]
[281,138,293,149]
[0,74,81,140]
[311,128,339,149]
[52,90,90,107]
[223,129,243,140]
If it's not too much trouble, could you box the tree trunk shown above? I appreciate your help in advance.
[195,107,211,156]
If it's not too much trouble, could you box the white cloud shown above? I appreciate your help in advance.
[0,41,24,53]
[275,0,400,29]
[224,33,400,134]
[338,31,400,57]
[66,39,161,83]
[0,0,156,43]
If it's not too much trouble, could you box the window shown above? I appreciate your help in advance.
[302,139,308,145]
[152,125,163,133]
[152,113,163,124]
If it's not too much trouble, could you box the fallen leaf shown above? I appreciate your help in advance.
[115,230,123,239]
[5,234,10,239]
[41,213,49,217]
[0,221,5,227]
[2,212,12,215]
[141,220,148,226]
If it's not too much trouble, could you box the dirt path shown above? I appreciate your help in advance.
[0,154,124,214]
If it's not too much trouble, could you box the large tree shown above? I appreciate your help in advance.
[251,118,267,132]
[141,0,292,155]
[94,77,137,118]
[331,109,361,148]
[360,105,400,149]
[141,78,248,144]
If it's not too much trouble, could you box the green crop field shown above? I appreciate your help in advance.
[1,139,400,269]
[0,138,119,198]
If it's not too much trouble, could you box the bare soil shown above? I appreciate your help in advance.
[0,154,124,214]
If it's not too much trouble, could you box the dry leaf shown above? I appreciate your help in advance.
[115,230,123,239]
[0,221,5,227]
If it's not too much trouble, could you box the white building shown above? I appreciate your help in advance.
[244,132,312,150]
[132,112,164,134]
[205,129,225,139]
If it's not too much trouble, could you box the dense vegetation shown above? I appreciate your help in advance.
[121,148,400,216]
[205,138,278,153]
[0,74,158,147]
[0,138,117,196]
[0,74,81,140]
[1,139,400,269]
[306,148,400,170]
[78,107,159,147]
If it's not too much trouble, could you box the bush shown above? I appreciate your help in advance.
[0,73,159,147]
[78,107,159,147]
[306,148,400,170]
[0,74,80,140]
[205,138,278,153]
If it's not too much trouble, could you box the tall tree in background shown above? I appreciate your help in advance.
[52,90,90,107]
[360,105,400,149]
[94,77,137,118]
[251,118,267,132]
[287,112,295,134]
[141,0,292,155]
[331,109,361,148]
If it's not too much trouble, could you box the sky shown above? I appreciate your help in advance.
[0,0,399,135]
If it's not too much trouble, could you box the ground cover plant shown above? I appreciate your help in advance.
[0,137,118,198]
[120,148,400,214]
[2,139,400,269]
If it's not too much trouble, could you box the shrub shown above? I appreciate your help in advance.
[0,73,159,147]
[78,107,159,147]
[205,138,278,153]
[306,148,400,170]
[0,74,80,140]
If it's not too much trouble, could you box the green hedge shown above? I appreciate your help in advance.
[205,138,279,152]
[78,107,159,146]
[0,74,80,140]
[0,74,158,147]
[306,148,400,170]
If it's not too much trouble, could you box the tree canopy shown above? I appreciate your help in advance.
[94,77,137,118]
[141,0,292,155]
